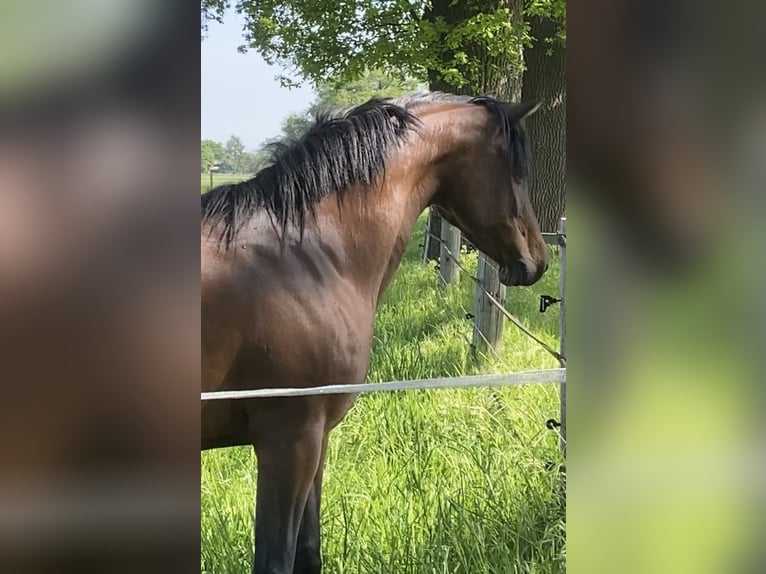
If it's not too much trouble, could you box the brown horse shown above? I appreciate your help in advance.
[201,93,549,574]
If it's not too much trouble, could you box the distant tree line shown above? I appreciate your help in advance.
[201,136,270,174]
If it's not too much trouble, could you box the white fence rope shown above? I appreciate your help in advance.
[201,368,565,401]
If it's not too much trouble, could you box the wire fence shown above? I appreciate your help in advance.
[425,229,565,366]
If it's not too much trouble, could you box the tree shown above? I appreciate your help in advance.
[201,142,215,173]
[224,135,247,173]
[240,150,271,174]
[280,112,313,141]
[201,0,229,38]
[522,1,566,232]
[312,70,424,111]
[204,1,526,92]
[201,139,226,172]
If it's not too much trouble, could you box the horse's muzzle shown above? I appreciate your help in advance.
[500,258,548,287]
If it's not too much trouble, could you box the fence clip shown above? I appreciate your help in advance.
[544,461,566,473]
[546,418,561,430]
[539,295,561,313]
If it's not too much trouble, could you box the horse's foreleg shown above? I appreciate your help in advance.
[293,432,328,574]
[252,424,325,574]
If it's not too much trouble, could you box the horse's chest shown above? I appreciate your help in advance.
[303,301,372,380]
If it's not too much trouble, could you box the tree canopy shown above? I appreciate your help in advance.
[201,139,224,172]
[202,0,565,90]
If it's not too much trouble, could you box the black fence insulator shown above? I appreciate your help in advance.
[435,264,440,271]
[544,461,566,473]
[546,418,561,430]
[465,313,474,320]
[539,295,561,313]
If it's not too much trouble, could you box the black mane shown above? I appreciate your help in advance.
[470,96,530,182]
[201,93,529,247]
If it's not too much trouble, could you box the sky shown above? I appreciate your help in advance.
[201,10,316,150]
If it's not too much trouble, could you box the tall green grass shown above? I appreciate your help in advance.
[201,212,566,573]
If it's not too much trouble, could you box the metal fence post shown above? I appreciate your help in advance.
[558,216,566,454]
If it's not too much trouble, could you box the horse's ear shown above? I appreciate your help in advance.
[506,101,541,123]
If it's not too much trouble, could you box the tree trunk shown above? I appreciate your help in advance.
[521,16,566,233]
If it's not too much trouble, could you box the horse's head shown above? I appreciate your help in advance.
[432,99,548,286]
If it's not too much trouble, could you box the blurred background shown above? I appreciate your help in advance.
[568,0,765,572]
[0,1,200,572]
[0,0,763,572]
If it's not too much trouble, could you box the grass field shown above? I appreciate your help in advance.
[201,172,254,193]
[201,180,566,573]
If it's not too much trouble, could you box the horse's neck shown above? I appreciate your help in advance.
[318,151,439,306]
[316,104,481,307]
